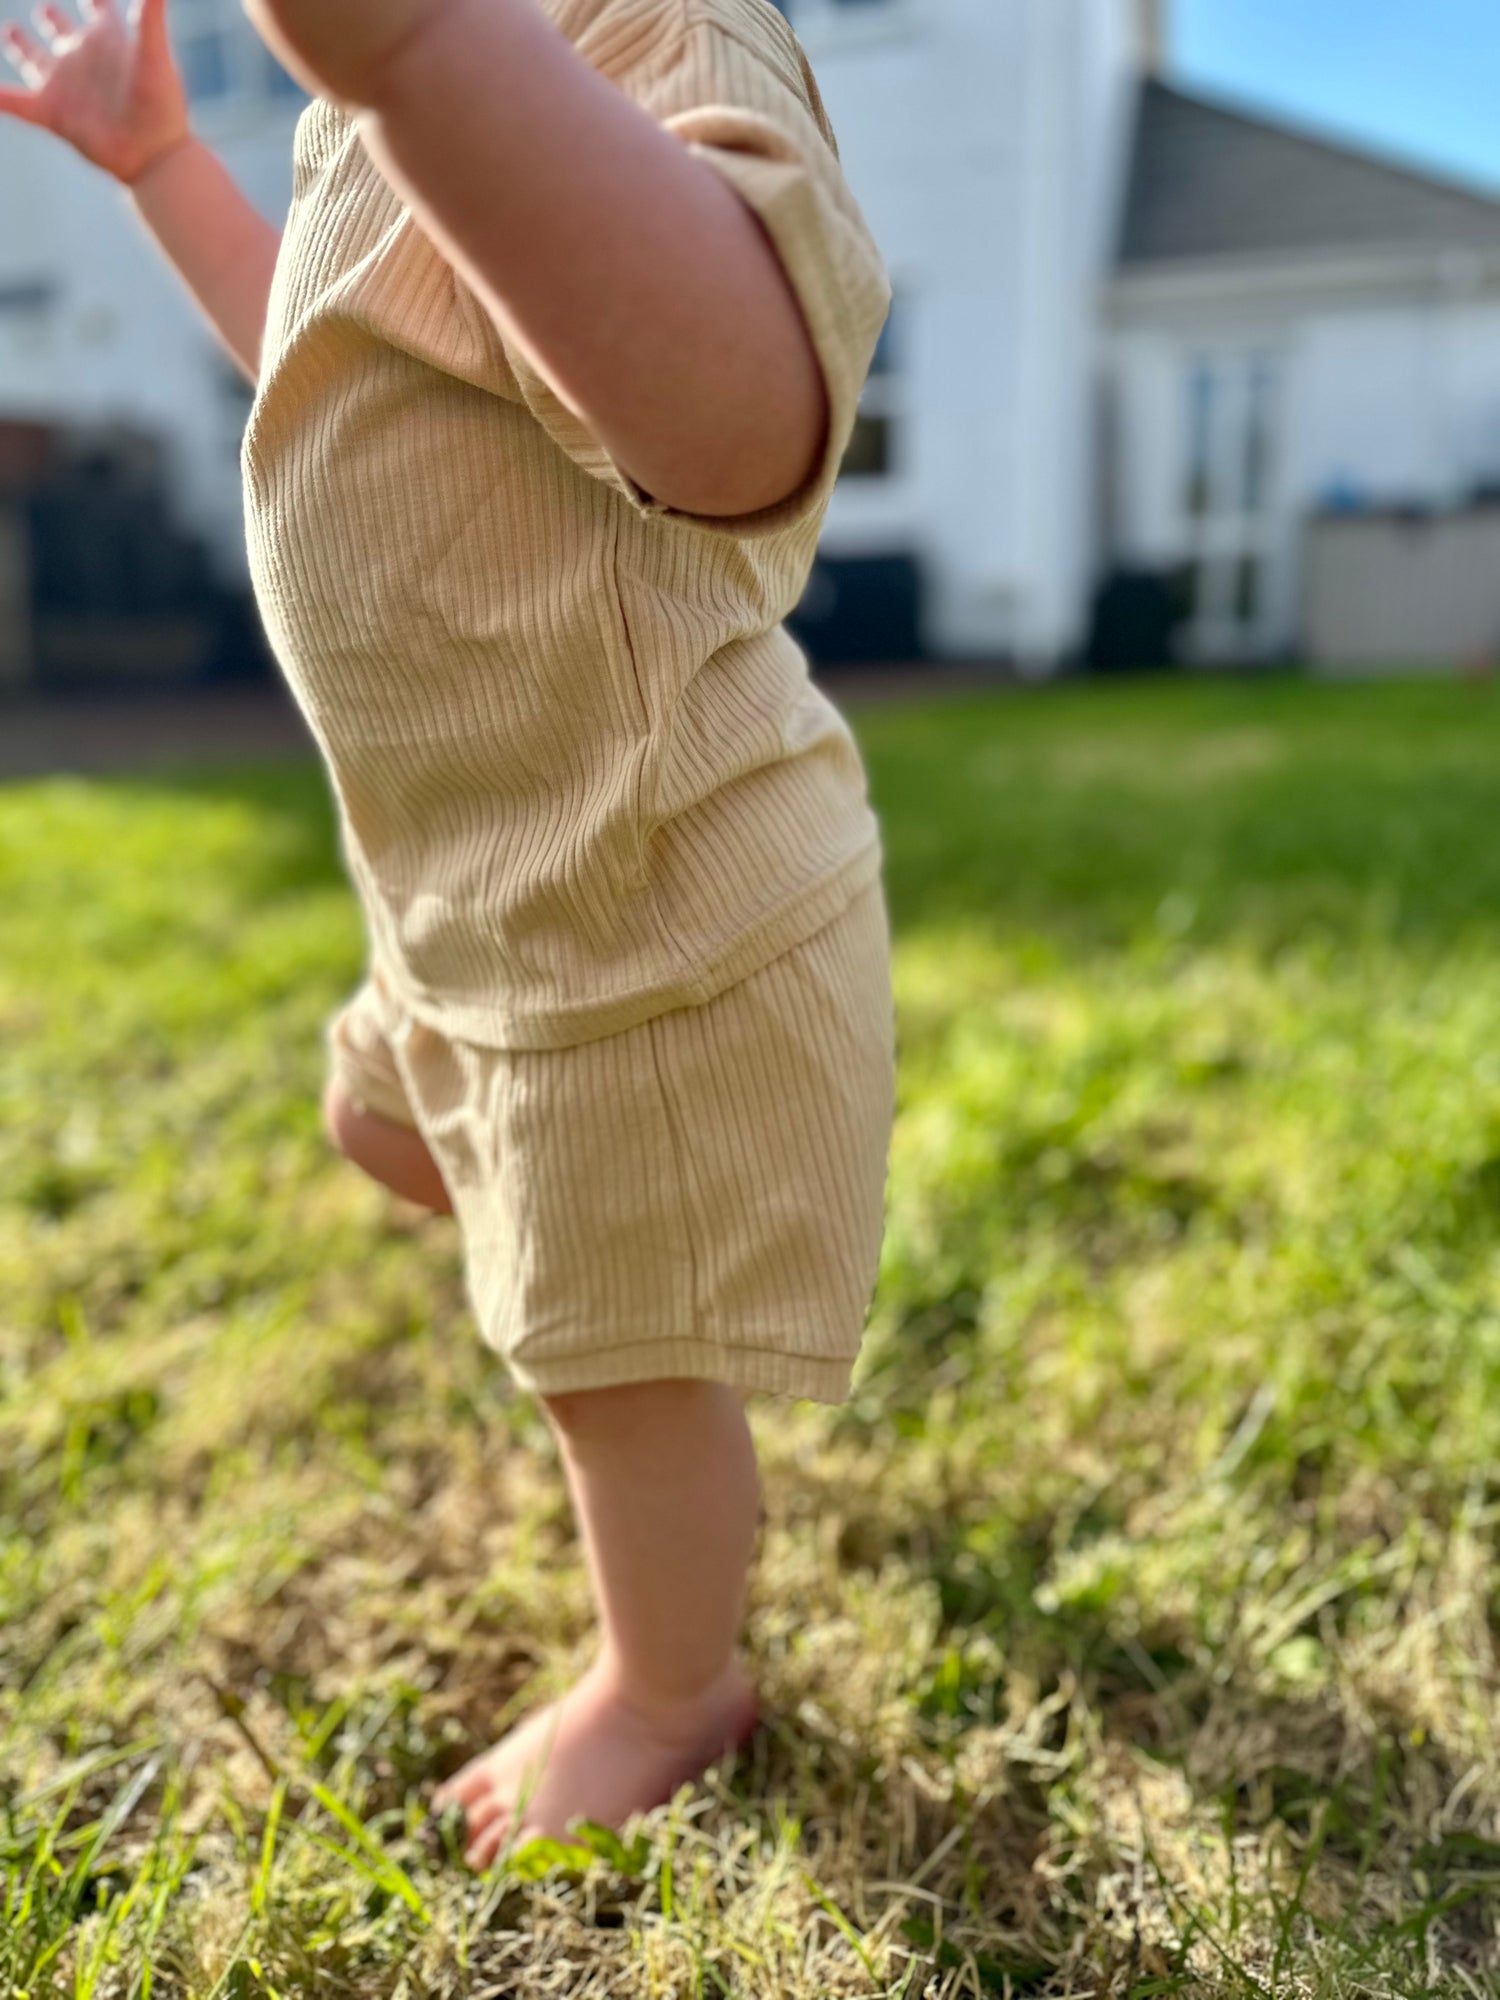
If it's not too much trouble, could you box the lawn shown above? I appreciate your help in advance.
[2,674,1498,1996]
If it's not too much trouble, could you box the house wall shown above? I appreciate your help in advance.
[1294,301,1500,506]
[1,101,298,586]
[2,0,1142,666]
[802,0,1139,665]
[1105,253,1500,659]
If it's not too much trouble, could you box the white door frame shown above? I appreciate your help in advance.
[1177,343,1287,663]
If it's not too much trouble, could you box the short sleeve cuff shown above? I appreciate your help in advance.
[498,63,891,540]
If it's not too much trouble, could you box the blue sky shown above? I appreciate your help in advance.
[1173,0,1500,193]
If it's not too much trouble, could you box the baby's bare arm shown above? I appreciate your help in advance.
[244,0,830,520]
[128,136,282,384]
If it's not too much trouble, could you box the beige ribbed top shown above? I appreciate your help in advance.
[241,0,891,1049]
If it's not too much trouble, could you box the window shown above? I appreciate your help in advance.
[1185,362,1213,518]
[172,0,309,110]
[178,24,232,102]
[839,293,904,484]
[770,0,913,35]
[0,277,56,364]
[1242,357,1275,514]
[1177,349,1283,661]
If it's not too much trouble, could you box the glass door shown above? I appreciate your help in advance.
[1180,350,1282,662]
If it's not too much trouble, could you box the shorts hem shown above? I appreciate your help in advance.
[499,1333,857,1406]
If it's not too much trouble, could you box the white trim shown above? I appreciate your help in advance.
[1106,242,1500,321]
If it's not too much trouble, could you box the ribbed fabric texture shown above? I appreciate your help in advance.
[327,876,895,1402]
[242,0,893,1050]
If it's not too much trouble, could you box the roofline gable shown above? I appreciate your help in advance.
[1145,77,1500,221]
[1118,77,1500,271]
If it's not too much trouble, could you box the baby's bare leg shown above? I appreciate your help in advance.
[432,1378,761,1866]
[322,1078,454,1214]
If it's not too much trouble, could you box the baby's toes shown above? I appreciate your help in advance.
[431,1760,489,1814]
[459,1777,508,1837]
[465,1800,514,1872]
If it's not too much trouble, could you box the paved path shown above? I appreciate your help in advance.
[0,682,318,780]
[0,664,1010,781]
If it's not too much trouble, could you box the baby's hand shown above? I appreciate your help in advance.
[0,0,190,185]
[240,0,454,106]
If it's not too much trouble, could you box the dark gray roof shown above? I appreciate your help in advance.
[1119,80,1500,266]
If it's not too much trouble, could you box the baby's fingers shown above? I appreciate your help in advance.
[0,81,45,120]
[32,1,77,53]
[1,22,51,85]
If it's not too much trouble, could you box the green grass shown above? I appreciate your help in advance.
[2,673,1499,1996]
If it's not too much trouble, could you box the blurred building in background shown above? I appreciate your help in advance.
[0,0,303,691]
[5,0,1500,685]
[1103,76,1500,671]
[788,0,1500,672]
[777,0,1149,669]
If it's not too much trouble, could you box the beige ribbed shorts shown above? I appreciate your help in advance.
[323,879,896,1404]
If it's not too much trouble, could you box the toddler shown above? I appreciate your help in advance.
[4,0,894,1868]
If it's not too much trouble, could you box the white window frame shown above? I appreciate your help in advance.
[838,283,908,486]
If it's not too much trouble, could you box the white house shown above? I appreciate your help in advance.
[1103,78,1500,666]
[1,1,306,599]
[6,0,1500,673]
[769,0,1148,665]
[792,0,1500,667]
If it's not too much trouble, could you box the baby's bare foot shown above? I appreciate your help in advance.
[430,1655,759,1870]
